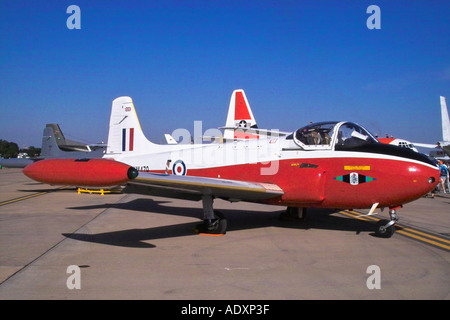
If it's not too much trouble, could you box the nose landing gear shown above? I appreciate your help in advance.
[375,208,399,238]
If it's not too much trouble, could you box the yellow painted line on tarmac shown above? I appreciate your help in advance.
[0,186,70,207]
[399,227,450,245]
[338,210,450,252]
[396,229,450,251]
[348,210,379,222]
[339,210,376,222]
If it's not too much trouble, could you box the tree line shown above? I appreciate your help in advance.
[0,139,41,158]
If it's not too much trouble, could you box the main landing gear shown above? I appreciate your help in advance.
[374,208,399,238]
[196,195,227,235]
[194,197,400,238]
[280,206,307,221]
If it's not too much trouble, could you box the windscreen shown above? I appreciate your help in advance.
[335,122,378,147]
[294,122,338,147]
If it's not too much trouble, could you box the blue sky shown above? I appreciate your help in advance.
[0,0,449,149]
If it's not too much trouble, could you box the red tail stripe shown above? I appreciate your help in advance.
[129,128,134,151]
[234,91,251,120]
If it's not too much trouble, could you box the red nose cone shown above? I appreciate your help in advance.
[23,159,136,187]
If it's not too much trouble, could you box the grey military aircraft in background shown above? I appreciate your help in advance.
[0,124,105,168]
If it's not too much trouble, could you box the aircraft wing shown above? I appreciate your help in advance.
[0,157,36,168]
[125,172,284,202]
[22,158,284,202]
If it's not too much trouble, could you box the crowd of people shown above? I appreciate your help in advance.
[428,160,450,198]
[438,160,449,193]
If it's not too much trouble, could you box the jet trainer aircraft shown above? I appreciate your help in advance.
[23,93,440,238]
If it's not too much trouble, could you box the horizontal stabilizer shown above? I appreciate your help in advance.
[164,134,178,145]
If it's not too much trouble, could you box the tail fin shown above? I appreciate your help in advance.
[41,125,83,158]
[224,89,259,140]
[45,123,92,152]
[41,125,64,158]
[41,125,104,159]
[440,96,450,141]
[106,96,156,156]
[46,124,66,146]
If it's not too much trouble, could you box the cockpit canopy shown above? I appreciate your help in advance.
[293,121,378,150]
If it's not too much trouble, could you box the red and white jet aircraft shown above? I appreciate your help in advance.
[24,93,440,238]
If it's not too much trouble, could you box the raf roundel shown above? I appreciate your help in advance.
[172,160,187,176]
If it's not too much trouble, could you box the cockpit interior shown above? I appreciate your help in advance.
[291,121,378,150]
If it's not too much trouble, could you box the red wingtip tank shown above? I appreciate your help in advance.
[23,158,138,187]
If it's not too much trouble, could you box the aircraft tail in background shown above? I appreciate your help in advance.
[41,125,62,158]
[438,96,450,157]
[440,96,449,142]
[46,123,97,152]
[220,89,289,141]
[41,125,104,159]
[412,96,450,158]
[1,124,104,168]
[223,89,259,140]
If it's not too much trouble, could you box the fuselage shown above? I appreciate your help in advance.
[105,121,440,210]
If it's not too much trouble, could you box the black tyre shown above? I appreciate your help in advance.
[375,219,395,238]
[198,210,227,235]
[280,207,307,221]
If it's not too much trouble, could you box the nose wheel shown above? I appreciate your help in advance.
[375,209,399,238]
